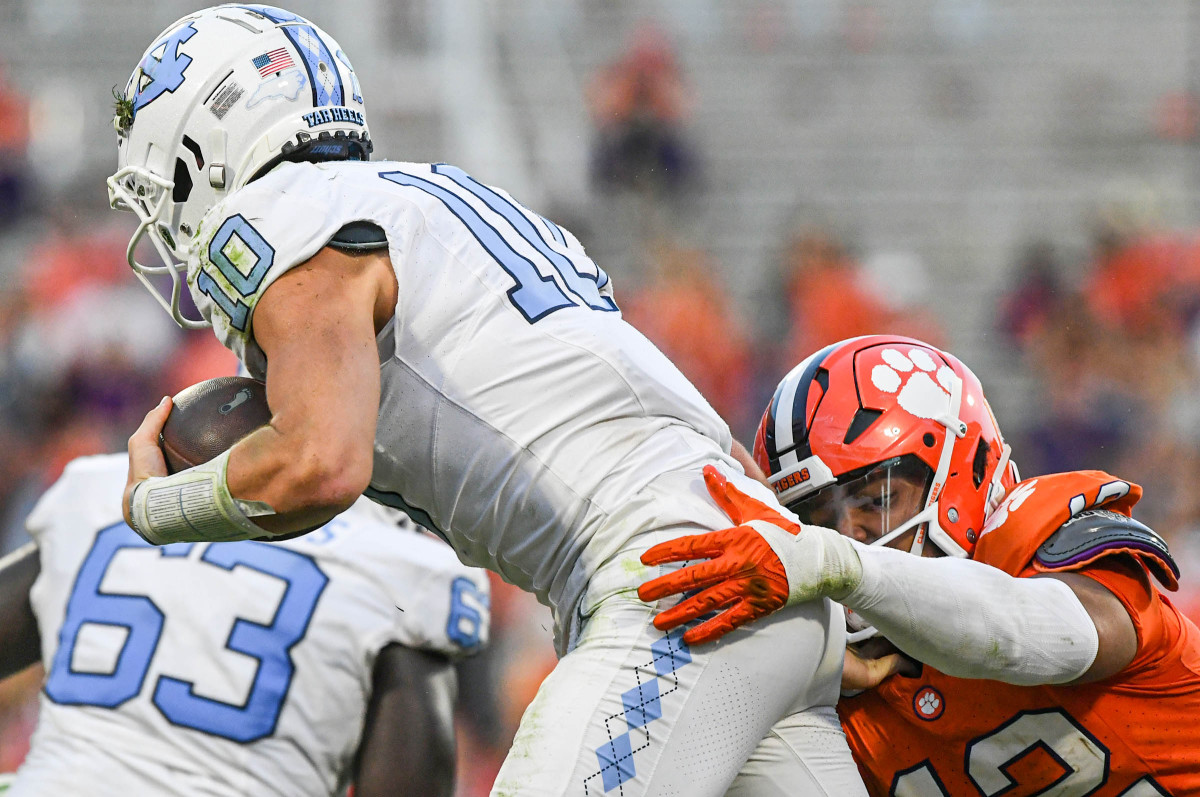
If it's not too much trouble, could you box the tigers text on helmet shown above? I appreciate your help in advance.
[754,335,1019,562]
[107,4,372,328]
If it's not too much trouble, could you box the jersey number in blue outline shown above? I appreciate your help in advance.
[196,214,275,332]
[446,576,488,650]
[379,165,617,322]
[44,523,328,743]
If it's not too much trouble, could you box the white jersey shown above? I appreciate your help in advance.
[13,454,490,797]
[189,160,735,650]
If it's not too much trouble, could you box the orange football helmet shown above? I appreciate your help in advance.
[754,336,1019,565]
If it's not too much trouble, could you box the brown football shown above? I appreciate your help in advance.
[159,376,272,474]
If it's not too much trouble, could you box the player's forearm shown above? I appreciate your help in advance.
[842,544,1099,685]
[225,421,370,535]
[241,248,386,535]
[731,439,768,485]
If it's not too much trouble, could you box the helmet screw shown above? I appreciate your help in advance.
[947,507,959,523]
[966,529,977,543]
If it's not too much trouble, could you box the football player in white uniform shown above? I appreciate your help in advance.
[107,5,865,795]
[0,454,489,796]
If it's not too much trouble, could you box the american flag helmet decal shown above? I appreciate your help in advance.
[252,47,294,77]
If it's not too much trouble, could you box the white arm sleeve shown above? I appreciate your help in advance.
[842,543,1099,685]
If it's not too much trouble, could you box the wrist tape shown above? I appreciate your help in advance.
[843,543,1099,684]
[128,450,275,545]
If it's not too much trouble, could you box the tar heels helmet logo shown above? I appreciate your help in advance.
[108,4,372,328]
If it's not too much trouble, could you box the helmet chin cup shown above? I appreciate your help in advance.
[108,165,211,330]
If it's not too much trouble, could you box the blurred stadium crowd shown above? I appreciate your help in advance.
[2,1,1200,793]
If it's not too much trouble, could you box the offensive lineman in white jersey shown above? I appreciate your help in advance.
[108,6,866,794]
[0,454,489,796]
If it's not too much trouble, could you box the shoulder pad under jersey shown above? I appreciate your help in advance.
[1036,509,1179,590]
[328,220,388,251]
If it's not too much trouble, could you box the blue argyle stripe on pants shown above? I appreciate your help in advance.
[583,627,693,794]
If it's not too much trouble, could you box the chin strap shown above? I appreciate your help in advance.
[985,442,1016,518]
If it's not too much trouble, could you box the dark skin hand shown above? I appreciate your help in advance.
[0,543,42,680]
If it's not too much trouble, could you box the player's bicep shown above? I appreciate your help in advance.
[353,644,458,797]
[1033,508,1173,683]
[731,439,767,485]
[253,244,391,442]
[0,543,41,679]
[225,245,395,525]
[1043,567,1138,683]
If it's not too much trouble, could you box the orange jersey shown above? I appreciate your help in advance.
[840,471,1200,796]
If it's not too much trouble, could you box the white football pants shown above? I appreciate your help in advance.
[491,531,867,796]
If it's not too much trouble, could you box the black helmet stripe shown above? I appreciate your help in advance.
[764,343,838,474]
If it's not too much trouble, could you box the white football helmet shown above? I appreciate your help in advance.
[107,4,372,328]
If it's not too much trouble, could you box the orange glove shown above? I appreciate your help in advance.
[637,465,862,645]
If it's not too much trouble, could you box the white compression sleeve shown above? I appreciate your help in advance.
[841,543,1100,685]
